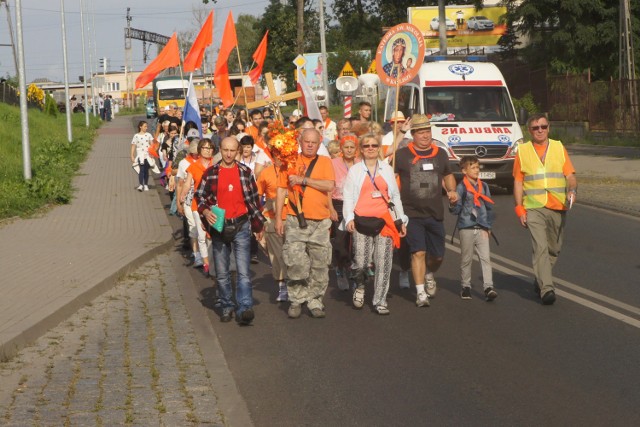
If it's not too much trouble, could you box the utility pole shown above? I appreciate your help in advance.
[318,0,330,106]
[60,0,72,142]
[125,7,132,108]
[619,0,638,130]
[438,0,447,55]
[0,0,19,75]
[15,0,31,179]
[80,0,90,127]
[85,0,97,116]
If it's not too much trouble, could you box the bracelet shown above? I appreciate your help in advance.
[515,205,527,217]
[568,188,577,194]
[302,177,308,186]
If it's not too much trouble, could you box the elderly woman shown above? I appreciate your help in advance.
[342,133,408,315]
[328,135,359,290]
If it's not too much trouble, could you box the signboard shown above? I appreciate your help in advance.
[408,5,507,49]
[339,61,357,78]
[302,50,371,88]
[375,23,425,87]
[366,60,377,74]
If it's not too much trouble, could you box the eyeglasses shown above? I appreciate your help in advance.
[201,146,213,150]
[361,144,379,149]
[530,125,549,131]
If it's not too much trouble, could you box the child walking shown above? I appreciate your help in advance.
[449,156,497,301]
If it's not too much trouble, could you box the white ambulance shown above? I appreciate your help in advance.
[387,55,523,192]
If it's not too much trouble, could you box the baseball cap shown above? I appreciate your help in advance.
[186,128,200,139]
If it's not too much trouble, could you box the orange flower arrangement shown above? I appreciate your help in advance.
[268,121,299,171]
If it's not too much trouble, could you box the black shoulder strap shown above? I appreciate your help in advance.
[290,156,320,216]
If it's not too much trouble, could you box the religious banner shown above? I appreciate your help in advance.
[375,23,425,87]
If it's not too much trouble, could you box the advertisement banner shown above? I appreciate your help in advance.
[408,5,507,49]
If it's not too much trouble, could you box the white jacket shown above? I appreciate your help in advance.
[341,159,408,229]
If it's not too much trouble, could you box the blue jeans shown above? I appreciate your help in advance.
[211,220,252,316]
[138,159,149,186]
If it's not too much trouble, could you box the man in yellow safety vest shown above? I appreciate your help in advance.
[513,113,578,305]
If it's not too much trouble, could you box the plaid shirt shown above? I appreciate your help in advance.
[195,161,265,227]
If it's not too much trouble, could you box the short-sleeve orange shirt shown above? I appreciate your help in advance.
[256,165,286,220]
[277,155,335,220]
[513,142,575,210]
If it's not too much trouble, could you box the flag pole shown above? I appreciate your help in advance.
[234,46,249,116]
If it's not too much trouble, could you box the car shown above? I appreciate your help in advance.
[430,17,456,31]
[467,16,495,31]
[145,99,156,118]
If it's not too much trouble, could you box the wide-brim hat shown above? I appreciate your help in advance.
[389,111,406,122]
[410,114,431,131]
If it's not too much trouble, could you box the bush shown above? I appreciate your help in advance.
[44,94,58,117]
[513,92,538,117]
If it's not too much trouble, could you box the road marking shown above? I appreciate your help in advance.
[445,239,640,329]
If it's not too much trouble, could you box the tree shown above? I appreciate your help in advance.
[509,0,630,79]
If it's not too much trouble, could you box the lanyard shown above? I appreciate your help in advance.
[365,162,378,186]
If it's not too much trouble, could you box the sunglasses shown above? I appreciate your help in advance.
[530,125,549,131]
[361,144,379,149]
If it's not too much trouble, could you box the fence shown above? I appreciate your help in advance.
[1,81,20,106]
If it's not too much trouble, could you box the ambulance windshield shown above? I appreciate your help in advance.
[424,87,516,122]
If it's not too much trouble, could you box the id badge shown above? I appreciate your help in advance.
[422,163,434,171]
[371,191,382,199]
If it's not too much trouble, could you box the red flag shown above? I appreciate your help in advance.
[248,31,269,85]
[135,33,180,89]
[214,12,238,107]
[183,11,214,73]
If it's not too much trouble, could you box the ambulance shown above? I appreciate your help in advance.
[387,55,523,192]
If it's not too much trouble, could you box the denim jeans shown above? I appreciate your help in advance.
[211,220,252,316]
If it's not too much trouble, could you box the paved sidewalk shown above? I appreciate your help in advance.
[0,117,172,361]
[0,254,224,426]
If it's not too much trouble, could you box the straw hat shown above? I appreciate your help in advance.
[410,114,431,131]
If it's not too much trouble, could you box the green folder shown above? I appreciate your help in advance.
[210,205,226,233]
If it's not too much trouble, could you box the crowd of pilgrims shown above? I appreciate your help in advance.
[129,99,498,324]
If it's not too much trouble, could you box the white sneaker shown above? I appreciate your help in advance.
[425,277,437,298]
[143,185,149,191]
[193,255,204,268]
[416,291,430,307]
[136,185,143,191]
[399,271,410,289]
[276,286,289,302]
[352,287,365,309]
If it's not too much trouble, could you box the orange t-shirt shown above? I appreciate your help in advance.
[513,142,575,210]
[256,165,286,220]
[354,175,389,217]
[188,159,214,211]
[278,155,335,220]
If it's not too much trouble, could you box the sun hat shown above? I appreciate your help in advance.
[388,111,406,123]
[410,114,431,131]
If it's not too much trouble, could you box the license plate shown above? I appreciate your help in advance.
[479,172,495,179]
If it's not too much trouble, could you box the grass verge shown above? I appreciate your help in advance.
[0,103,101,220]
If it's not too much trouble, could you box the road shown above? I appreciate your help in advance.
[185,192,640,426]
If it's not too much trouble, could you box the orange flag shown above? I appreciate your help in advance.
[183,11,214,73]
[135,33,180,89]
[248,31,269,85]
[214,12,238,108]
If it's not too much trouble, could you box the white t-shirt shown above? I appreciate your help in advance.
[131,132,153,162]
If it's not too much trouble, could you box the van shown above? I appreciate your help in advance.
[387,55,523,192]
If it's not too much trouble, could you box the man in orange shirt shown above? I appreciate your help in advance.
[275,128,335,319]
[513,113,577,305]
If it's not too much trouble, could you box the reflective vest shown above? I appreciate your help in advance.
[518,139,567,209]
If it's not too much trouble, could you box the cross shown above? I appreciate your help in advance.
[246,72,302,120]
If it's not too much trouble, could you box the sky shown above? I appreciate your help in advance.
[0,0,272,83]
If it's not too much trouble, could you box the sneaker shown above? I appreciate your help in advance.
[288,303,302,319]
[143,185,149,191]
[310,308,326,318]
[276,286,289,302]
[460,287,472,300]
[425,277,437,298]
[193,255,204,268]
[352,287,365,309]
[375,305,390,315]
[416,291,430,307]
[336,269,350,291]
[220,309,233,323]
[203,264,210,276]
[238,309,254,325]
[399,271,410,289]
[136,185,143,192]
[484,287,498,301]
[541,290,556,305]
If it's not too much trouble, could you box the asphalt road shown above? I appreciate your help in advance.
[183,193,640,426]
